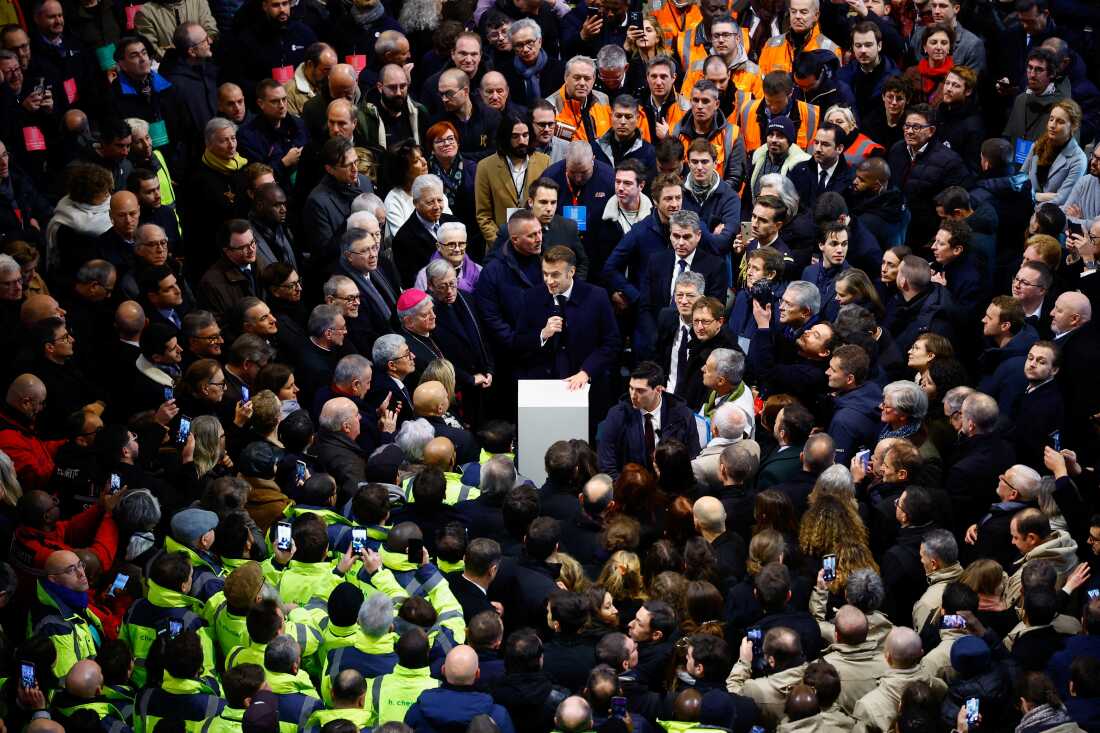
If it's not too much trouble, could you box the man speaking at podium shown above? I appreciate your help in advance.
[514,245,621,408]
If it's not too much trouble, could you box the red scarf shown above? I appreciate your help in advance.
[917,56,954,96]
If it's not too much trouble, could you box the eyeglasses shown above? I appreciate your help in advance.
[439,88,462,99]
[54,560,86,576]
[138,239,170,250]
[1012,276,1042,289]
[434,280,458,292]
[0,278,22,287]
[226,239,257,252]
[533,120,556,128]
[439,240,467,250]
[433,135,457,145]
[711,31,736,39]
[206,380,226,388]
[692,317,717,326]
[514,39,538,50]
[902,123,932,131]
[50,332,74,343]
[278,279,303,290]
[390,350,414,362]
[349,246,380,256]
[1000,473,1019,493]
[334,294,361,303]
[193,332,223,342]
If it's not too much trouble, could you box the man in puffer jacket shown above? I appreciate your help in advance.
[405,645,516,733]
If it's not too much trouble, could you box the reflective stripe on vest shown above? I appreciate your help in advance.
[371,676,383,715]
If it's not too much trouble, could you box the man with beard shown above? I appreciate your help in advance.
[232,0,317,100]
[249,183,298,270]
[750,117,810,200]
[363,63,428,149]
[475,115,551,244]
[127,167,181,254]
[682,15,763,99]
[530,100,569,165]
[845,157,905,251]
[1064,143,1100,225]
[593,95,656,172]
[673,79,747,190]
[422,32,487,117]
[837,21,900,124]
[435,69,501,161]
[157,22,218,158]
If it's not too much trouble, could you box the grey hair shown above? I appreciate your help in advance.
[411,174,444,203]
[784,281,821,316]
[824,105,857,130]
[757,173,800,219]
[0,254,20,278]
[319,398,359,432]
[75,260,116,287]
[708,348,745,386]
[564,55,597,77]
[181,310,217,338]
[1035,476,1062,519]
[204,117,237,145]
[883,380,928,420]
[668,209,701,232]
[351,192,385,215]
[323,274,356,299]
[347,211,378,231]
[720,442,759,483]
[0,450,21,505]
[674,270,706,294]
[920,528,958,566]
[941,386,975,416]
[844,569,886,612]
[961,392,998,434]
[816,464,854,497]
[125,117,150,137]
[596,45,628,70]
[395,418,435,462]
[509,18,542,40]
[1007,465,1042,502]
[565,140,595,165]
[114,489,161,533]
[425,259,455,287]
[372,334,408,370]
[333,354,371,387]
[712,403,750,439]
[264,634,301,673]
[135,223,167,245]
[398,296,431,321]
[340,227,370,256]
[480,455,517,496]
[437,221,466,244]
[307,304,344,339]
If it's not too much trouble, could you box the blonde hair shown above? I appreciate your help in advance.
[799,494,869,558]
[550,551,589,592]
[596,550,648,602]
[824,105,857,133]
[420,358,456,407]
[829,543,880,594]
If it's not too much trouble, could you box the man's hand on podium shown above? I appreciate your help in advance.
[564,371,589,391]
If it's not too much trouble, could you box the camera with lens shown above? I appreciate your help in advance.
[749,279,775,306]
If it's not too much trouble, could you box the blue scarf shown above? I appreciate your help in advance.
[514,50,548,101]
[879,420,921,440]
[44,579,89,611]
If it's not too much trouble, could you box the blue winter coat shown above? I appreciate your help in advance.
[405,686,517,733]
[681,178,741,253]
[827,380,884,460]
[977,325,1039,415]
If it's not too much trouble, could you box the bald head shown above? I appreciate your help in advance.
[45,549,88,592]
[785,683,820,722]
[834,605,868,646]
[693,496,726,534]
[673,688,703,722]
[581,474,614,506]
[423,437,456,470]
[7,373,45,416]
[380,63,407,87]
[109,191,139,239]
[115,300,146,340]
[1053,291,1092,336]
[21,294,65,327]
[413,381,448,417]
[555,696,594,733]
[442,644,479,685]
[45,549,80,575]
[66,660,105,699]
[329,64,358,99]
[26,720,65,733]
[884,626,923,669]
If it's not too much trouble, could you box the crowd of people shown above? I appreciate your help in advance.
[2,0,1100,730]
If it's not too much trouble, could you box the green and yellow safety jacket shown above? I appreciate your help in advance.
[200,705,244,733]
[52,691,133,733]
[351,548,465,644]
[28,579,105,678]
[134,672,225,733]
[363,663,439,726]
[401,471,480,505]
[304,706,374,733]
[118,580,217,687]
[275,558,354,606]
[266,668,322,733]
[319,630,398,704]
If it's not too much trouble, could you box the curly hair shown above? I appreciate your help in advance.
[595,551,647,603]
[648,570,688,621]
[601,514,641,553]
[66,163,114,204]
[799,493,869,558]
[828,543,880,595]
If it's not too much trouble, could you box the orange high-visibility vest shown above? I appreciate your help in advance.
[654,0,703,46]
[842,132,886,164]
[548,86,612,143]
[757,24,842,75]
[675,116,742,179]
[639,94,691,142]
[739,98,820,153]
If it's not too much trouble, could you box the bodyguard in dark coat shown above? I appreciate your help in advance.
[945,402,1017,533]
[597,362,702,477]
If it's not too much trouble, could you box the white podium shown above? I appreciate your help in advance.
[517,380,590,485]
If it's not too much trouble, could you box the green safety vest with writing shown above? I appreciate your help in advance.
[304,707,374,733]
[401,472,480,505]
[118,580,217,687]
[200,705,244,733]
[134,672,225,733]
[364,664,439,726]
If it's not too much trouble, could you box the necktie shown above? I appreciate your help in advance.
[553,295,570,377]
[644,412,656,468]
[817,167,829,194]
[360,273,388,316]
[169,309,181,328]
[371,271,396,310]
[672,258,688,304]
[676,326,690,390]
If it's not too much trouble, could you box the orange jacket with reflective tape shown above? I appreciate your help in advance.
[739,98,820,153]
[757,24,842,74]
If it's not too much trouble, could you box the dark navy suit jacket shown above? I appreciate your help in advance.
[513,280,621,382]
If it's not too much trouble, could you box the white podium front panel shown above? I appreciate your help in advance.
[517,380,590,485]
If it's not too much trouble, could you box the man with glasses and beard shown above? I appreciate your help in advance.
[364,63,428,149]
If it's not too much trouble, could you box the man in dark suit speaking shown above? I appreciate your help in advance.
[514,245,621,392]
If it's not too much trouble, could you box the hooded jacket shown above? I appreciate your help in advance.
[119,580,217,687]
[29,579,106,678]
[405,685,517,733]
[1005,530,1080,606]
